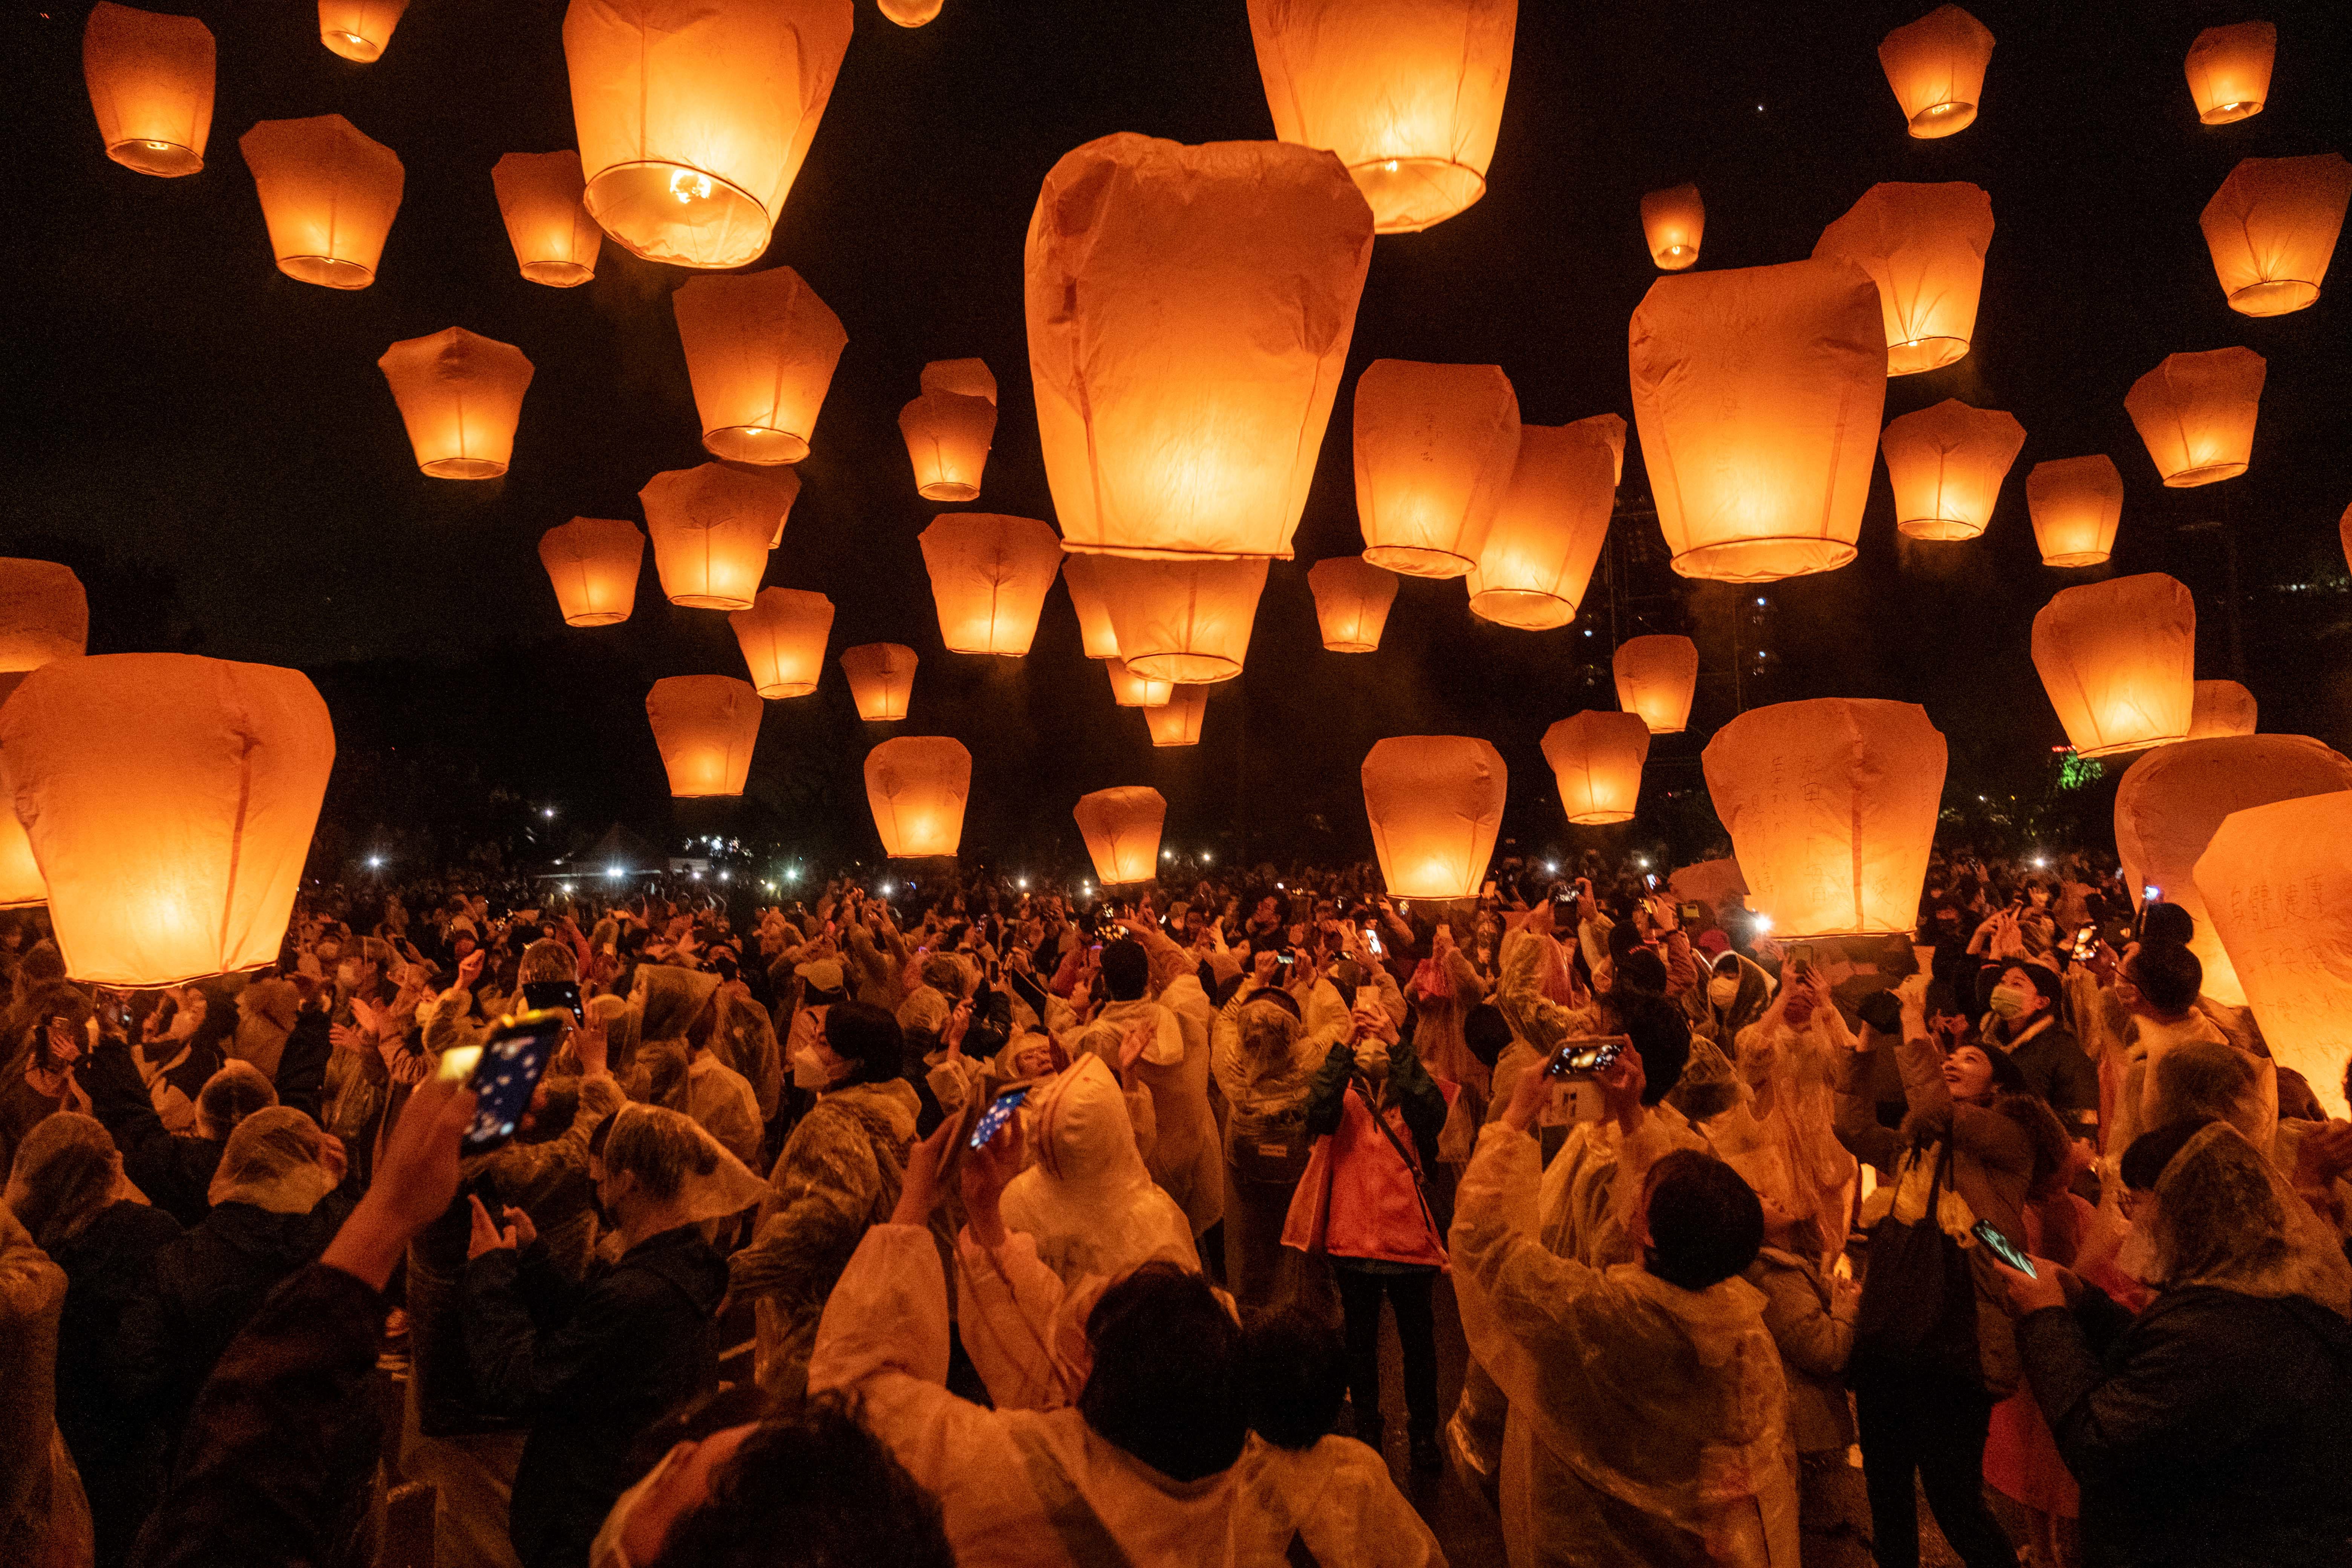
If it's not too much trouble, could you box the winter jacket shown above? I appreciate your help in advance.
[49,1199,183,1567]
[1991,1015,2099,1137]
[1743,1246,1857,1453]
[80,1036,225,1229]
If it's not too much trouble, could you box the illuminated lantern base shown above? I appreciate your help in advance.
[1145,685,1207,747]
[586,162,773,272]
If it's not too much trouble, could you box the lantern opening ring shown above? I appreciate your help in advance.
[1669,537,1859,583]
[1896,515,1988,542]
[1888,335,1971,376]
[2226,279,2320,317]
[2160,461,2247,488]
[583,159,772,270]
[521,259,594,289]
[1907,100,1977,137]
[2199,100,2262,126]
[278,253,377,290]
[107,137,203,178]
[1345,156,1488,235]
[1364,544,1477,579]
[705,425,810,465]
[917,481,980,502]
[420,455,508,481]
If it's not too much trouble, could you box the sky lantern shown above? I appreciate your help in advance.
[2025,455,2123,567]
[1361,736,1507,900]
[1877,4,1994,138]
[1466,421,1615,629]
[2187,679,2257,739]
[2124,347,2265,487]
[1542,711,1650,826]
[899,359,998,502]
[730,588,834,698]
[492,151,602,287]
[2184,20,2275,125]
[1058,554,1124,660]
[880,0,945,25]
[639,464,793,611]
[1105,657,1173,709]
[865,736,970,858]
[239,115,403,289]
[1640,184,1703,270]
[376,328,534,480]
[0,675,42,910]
[1243,0,1516,235]
[918,514,1063,656]
[672,267,846,465]
[82,3,213,178]
[2199,154,2349,318]
[563,0,853,270]
[1307,556,1398,652]
[1074,786,1167,887]
[1614,634,1698,735]
[0,655,334,985]
[1145,685,1208,747]
[839,643,916,722]
[645,675,760,798]
[1027,133,1375,561]
[2196,792,2352,1116]
[1879,399,2025,541]
[1571,411,1626,486]
[1628,259,1887,582]
[1087,556,1269,684]
[1812,182,1994,375]
[2032,573,2196,758]
[1353,360,1522,577]
[319,0,406,62]
[0,561,90,674]
[537,518,644,627]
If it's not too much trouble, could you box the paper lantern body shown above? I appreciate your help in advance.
[2032,574,2196,758]
[320,0,406,62]
[2184,20,2275,124]
[0,674,39,908]
[240,115,404,289]
[1307,556,1398,652]
[730,588,834,698]
[1027,133,1375,560]
[900,359,998,502]
[0,656,334,984]
[1812,182,1993,376]
[2117,734,2352,1006]
[2187,680,2257,740]
[1614,635,1698,735]
[1701,698,1946,938]
[640,464,796,610]
[1878,4,1993,138]
[0,561,91,674]
[1467,422,1615,629]
[865,736,970,858]
[2200,154,2349,318]
[645,675,760,798]
[538,518,644,628]
[839,643,917,721]
[1244,0,1516,234]
[1146,686,1208,747]
[2125,348,2265,487]
[1571,411,1626,487]
[2195,792,2352,1115]
[1106,658,1173,709]
[1074,786,1167,887]
[2025,455,2123,567]
[563,0,853,270]
[1088,557,1269,684]
[1640,184,1704,270]
[1880,400,2025,542]
[1542,711,1650,825]
[1058,554,1125,660]
[83,3,213,178]
[1668,857,1747,911]
[919,514,1063,656]
[880,0,944,24]
[377,328,534,480]
[1361,736,1506,899]
[1628,259,1887,583]
[492,151,602,287]
[673,268,846,465]
[1353,361,1522,578]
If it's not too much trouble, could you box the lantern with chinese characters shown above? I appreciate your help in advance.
[538,518,644,628]
[1145,684,1208,747]
[1702,698,1946,938]
[0,655,334,983]
[1027,133,1375,559]
[2200,154,2349,318]
[1074,786,1167,887]
[919,514,1063,656]
[1087,556,1269,683]
[645,675,760,798]
[2124,348,2265,487]
[1467,422,1615,629]
[319,0,405,62]
[0,561,89,674]
[1640,184,1703,270]
[1614,635,1698,735]
[2187,680,2257,739]
[563,0,853,269]
[899,359,997,502]
[1813,182,1993,376]
[1880,400,2025,541]
[1542,711,1649,825]
[1354,360,1521,577]
[1106,658,1173,709]
[376,328,534,480]
[240,115,403,288]
[2026,455,2123,567]
[2184,20,2274,125]
[1308,556,1398,652]
[730,588,833,698]
[82,3,213,178]
[492,151,602,287]
[865,736,970,858]
[2032,574,2195,758]
[1877,4,1994,138]
[839,643,916,722]
[673,268,846,465]
[1361,736,1506,899]
[640,464,794,611]
[1058,554,1125,660]
[2195,791,2352,1115]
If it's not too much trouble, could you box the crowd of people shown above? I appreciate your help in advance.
[2,839,2348,1568]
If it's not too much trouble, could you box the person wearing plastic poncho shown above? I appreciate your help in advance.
[998,1053,1197,1289]
[1706,971,1860,1271]
[626,967,763,1174]
[1070,933,1223,1242]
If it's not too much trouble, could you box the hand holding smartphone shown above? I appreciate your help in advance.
[1971,1219,2037,1278]
[442,1008,571,1152]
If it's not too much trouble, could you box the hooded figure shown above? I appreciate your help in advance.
[227,977,303,1082]
[1000,1055,1199,1287]
[1076,937,1223,1239]
[0,1205,93,1568]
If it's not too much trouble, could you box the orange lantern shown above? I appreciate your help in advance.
[1542,711,1650,826]
[2341,501,2352,578]
[640,464,795,611]
[2032,573,2196,758]
[1353,360,1522,578]
[2025,455,2123,567]
[1243,0,1516,234]
[865,736,970,858]
[1628,259,1887,582]
[1145,685,1208,747]
[2195,791,2352,1115]
[880,0,944,24]
[1058,553,1125,661]
[1640,184,1704,270]
[730,588,834,698]
[2187,679,2257,740]
[1877,4,1994,138]
[1106,658,1173,709]
[1307,556,1398,653]
[1613,634,1698,735]
[319,0,405,62]
[2200,154,2350,318]
[1571,411,1626,486]
[376,328,534,480]
[240,115,404,289]
[918,514,1063,656]
[1086,556,1269,683]
[2124,347,2265,487]
[563,0,853,270]
[1879,400,2025,541]
[1812,182,1993,375]
[2184,20,2275,125]
[645,675,761,798]
[1073,786,1167,887]
[0,560,90,674]
[0,674,40,908]
[899,359,998,502]
[1467,421,1615,629]
[1361,736,1507,899]
[672,267,846,465]
[492,151,602,287]
[0,655,334,984]
[538,518,644,628]
[82,3,213,178]
[1027,133,1376,560]
[839,643,917,722]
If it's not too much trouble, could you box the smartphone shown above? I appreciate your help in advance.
[2070,922,2099,961]
[969,1084,1031,1149]
[1545,1034,1628,1079]
[1362,926,1383,958]
[521,979,585,1027]
[1971,1219,2037,1278]
[1277,949,1294,966]
[1645,873,1660,890]
[1787,942,1815,978]
[1678,902,1706,926]
[456,1008,571,1152]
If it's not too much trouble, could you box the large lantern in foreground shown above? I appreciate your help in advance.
[2025,455,2123,567]
[673,268,847,465]
[645,675,760,798]
[919,514,1063,656]
[2196,792,2352,1116]
[1640,184,1704,270]
[240,115,403,289]
[0,561,90,674]
[1362,736,1506,899]
[1628,258,1887,582]
[1058,554,1125,660]
[0,655,334,984]
[1074,786,1167,887]
[1880,400,2025,541]
[1542,711,1649,826]
[1145,685,1208,747]
[1088,556,1269,683]
[640,464,793,611]
[865,736,970,858]
[1703,698,1946,938]
[376,328,534,480]
[319,0,406,62]
[0,674,42,910]
[1878,4,1993,138]
[492,151,602,287]
[563,0,853,269]
[2184,20,2274,125]
[730,588,833,698]
[1027,133,1376,560]
[537,518,644,628]
[2031,573,2195,758]
[2187,679,2257,740]
[899,359,998,502]
[2200,154,2349,318]
[1105,658,1173,709]
[2125,348,2265,487]
[1614,634,1697,735]
[1308,556,1398,652]
[83,2,213,178]
[1354,360,1521,578]
[1467,422,1615,629]
[839,643,916,722]
[1812,182,1994,376]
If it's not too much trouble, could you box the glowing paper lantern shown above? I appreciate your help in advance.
[538,518,644,628]
[563,0,853,270]
[645,675,760,798]
[899,359,998,502]
[1879,400,2025,541]
[1628,259,1887,582]
[2184,21,2275,125]
[1105,658,1173,709]
[2200,154,2350,318]
[2031,573,2196,759]
[1361,736,1507,900]
[492,151,602,288]
[640,464,795,611]
[1812,182,1992,376]
[673,268,846,465]
[1243,0,1516,234]
[1026,133,1376,560]
[1073,786,1167,887]
[1542,711,1649,826]
[839,643,916,722]
[1878,4,1994,138]
[918,514,1063,656]
[376,328,534,480]
[1353,360,1522,578]
[1466,422,1615,629]
[1614,635,1698,735]
[82,2,213,178]
[880,0,944,25]
[2025,455,2123,567]
[1058,554,1125,660]
[0,562,90,675]
[1087,557,1269,684]
[730,588,834,698]
[1307,556,1398,653]
[1145,686,1208,747]
[0,655,334,985]
[319,0,406,62]
[1572,411,1626,486]
[2124,348,2265,487]
[0,674,40,909]
[2187,680,2257,740]
[1640,184,1703,270]
[240,115,403,289]
[865,736,970,858]
[2195,792,2352,1115]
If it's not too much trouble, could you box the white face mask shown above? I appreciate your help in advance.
[789,1043,838,1091]
[588,1442,686,1568]
[336,961,362,991]
[1707,975,1741,1009]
